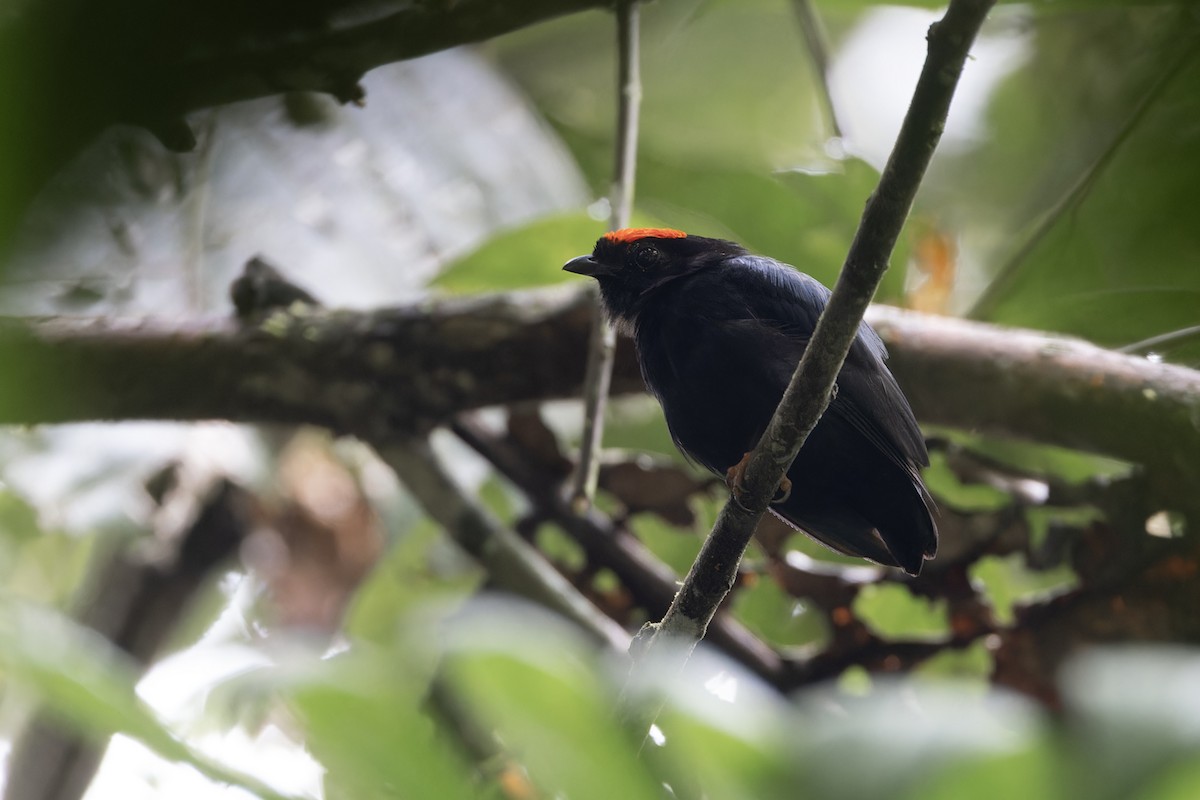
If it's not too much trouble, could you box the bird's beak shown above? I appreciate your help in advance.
[563,254,614,277]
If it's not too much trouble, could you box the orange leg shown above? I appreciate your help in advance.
[725,452,792,509]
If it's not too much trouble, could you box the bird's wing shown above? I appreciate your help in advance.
[720,256,930,470]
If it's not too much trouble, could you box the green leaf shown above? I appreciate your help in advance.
[646,654,798,800]
[1061,647,1200,800]
[434,213,606,293]
[913,745,1062,800]
[969,553,1078,627]
[922,450,1013,513]
[934,429,1134,485]
[343,518,481,647]
[443,600,662,800]
[915,639,994,683]
[603,395,687,464]
[0,597,300,800]
[628,512,702,577]
[853,583,949,641]
[732,576,829,651]
[791,682,1044,800]
[535,522,587,571]
[960,12,1200,355]
[282,651,476,800]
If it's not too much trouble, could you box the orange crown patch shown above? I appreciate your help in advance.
[603,227,687,244]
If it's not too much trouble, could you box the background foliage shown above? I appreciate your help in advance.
[1,0,1198,798]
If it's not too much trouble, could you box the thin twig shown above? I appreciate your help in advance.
[1119,324,1200,356]
[967,40,1196,320]
[791,0,844,140]
[620,0,997,730]
[570,0,642,509]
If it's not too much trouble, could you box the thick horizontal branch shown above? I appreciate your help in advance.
[867,305,1200,503]
[0,287,641,435]
[0,287,1196,495]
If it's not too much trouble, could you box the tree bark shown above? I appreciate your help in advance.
[1,287,1195,503]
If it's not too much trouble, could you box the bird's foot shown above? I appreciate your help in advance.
[725,453,792,509]
[725,453,753,511]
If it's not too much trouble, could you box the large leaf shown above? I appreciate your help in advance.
[0,597,300,800]
[955,9,1200,355]
[442,598,664,800]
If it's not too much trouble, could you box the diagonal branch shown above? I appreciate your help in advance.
[377,437,631,653]
[620,0,998,725]
[451,415,786,686]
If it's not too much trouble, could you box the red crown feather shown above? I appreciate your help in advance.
[602,227,687,244]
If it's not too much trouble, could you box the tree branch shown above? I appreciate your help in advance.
[619,0,998,727]
[377,437,630,653]
[0,285,641,432]
[0,286,1196,496]
[451,415,786,687]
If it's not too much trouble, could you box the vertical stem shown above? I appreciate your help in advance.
[569,0,642,509]
[791,0,843,140]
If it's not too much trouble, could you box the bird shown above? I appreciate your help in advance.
[563,228,937,575]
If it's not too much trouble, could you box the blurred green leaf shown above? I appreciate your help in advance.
[0,488,39,544]
[915,640,994,683]
[434,213,606,293]
[935,429,1135,485]
[970,553,1078,627]
[732,576,829,651]
[443,600,662,800]
[628,512,702,576]
[1139,758,1200,800]
[603,395,687,464]
[1061,647,1200,800]
[280,650,476,800]
[343,518,481,647]
[535,522,587,571]
[495,1,825,173]
[960,11,1200,354]
[0,597,299,800]
[912,745,1062,800]
[922,450,1013,512]
[853,583,949,641]
[791,682,1044,800]
[648,653,797,800]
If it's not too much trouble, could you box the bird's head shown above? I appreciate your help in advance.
[563,228,746,324]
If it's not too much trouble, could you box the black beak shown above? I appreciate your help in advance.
[563,254,612,277]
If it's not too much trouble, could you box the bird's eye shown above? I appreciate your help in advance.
[632,244,662,270]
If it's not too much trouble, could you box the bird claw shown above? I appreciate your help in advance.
[725,453,753,512]
[726,453,792,509]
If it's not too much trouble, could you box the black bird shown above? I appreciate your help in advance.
[564,228,937,574]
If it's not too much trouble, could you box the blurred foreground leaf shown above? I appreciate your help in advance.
[0,596,301,800]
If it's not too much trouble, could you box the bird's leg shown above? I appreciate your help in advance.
[725,453,792,510]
